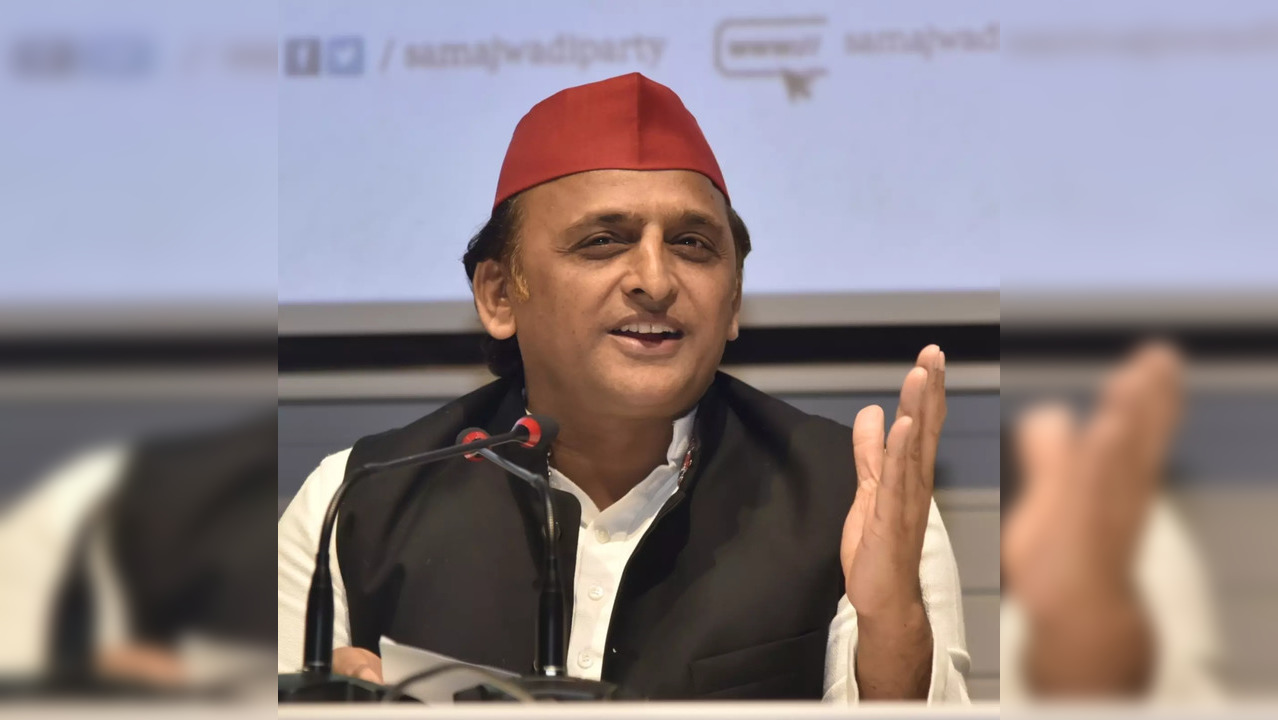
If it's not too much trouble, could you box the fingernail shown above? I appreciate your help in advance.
[938,351,946,369]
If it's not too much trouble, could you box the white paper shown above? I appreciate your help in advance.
[379,635,520,704]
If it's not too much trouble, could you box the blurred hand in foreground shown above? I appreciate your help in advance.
[1003,342,1183,696]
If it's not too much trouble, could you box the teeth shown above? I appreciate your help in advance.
[619,323,676,334]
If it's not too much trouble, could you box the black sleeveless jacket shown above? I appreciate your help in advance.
[337,372,856,699]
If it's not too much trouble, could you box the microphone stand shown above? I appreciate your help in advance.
[471,449,616,701]
[278,422,549,703]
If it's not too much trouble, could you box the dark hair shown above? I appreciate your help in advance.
[463,194,752,378]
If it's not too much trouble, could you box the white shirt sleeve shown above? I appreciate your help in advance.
[823,498,972,703]
[0,445,129,675]
[277,448,353,673]
[999,498,1223,703]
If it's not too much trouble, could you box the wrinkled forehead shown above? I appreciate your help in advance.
[518,169,729,230]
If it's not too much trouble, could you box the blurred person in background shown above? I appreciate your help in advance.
[0,0,278,702]
[277,73,971,701]
[0,414,277,698]
[1000,342,1222,702]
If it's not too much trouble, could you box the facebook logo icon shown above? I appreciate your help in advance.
[325,36,364,75]
[283,36,364,77]
[284,37,321,76]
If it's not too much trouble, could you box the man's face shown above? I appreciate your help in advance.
[483,169,740,418]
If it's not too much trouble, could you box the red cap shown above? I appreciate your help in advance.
[493,73,728,209]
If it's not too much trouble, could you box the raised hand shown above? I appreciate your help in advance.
[842,344,946,618]
[1003,342,1183,618]
[1002,341,1183,695]
[841,345,946,698]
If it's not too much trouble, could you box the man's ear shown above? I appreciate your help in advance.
[472,260,517,340]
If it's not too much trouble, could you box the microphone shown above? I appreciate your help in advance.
[466,420,617,701]
[279,415,563,703]
[455,418,562,674]
[458,414,558,459]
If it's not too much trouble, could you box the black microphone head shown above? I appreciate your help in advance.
[514,414,559,450]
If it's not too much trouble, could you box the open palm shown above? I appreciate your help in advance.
[841,345,946,620]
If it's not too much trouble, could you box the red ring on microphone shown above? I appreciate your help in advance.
[514,416,541,448]
[461,429,489,461]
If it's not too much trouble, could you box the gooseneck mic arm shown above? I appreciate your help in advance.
[300,415,554,676]
[467,419,617,701]
[472,446,565,677]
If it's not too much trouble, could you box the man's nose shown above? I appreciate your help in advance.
[621,230,677,308]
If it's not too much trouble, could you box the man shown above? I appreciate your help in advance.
[277,73,969,701]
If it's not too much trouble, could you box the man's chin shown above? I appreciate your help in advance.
[596,368,709,417]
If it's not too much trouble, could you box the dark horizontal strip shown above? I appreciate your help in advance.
[723,324,998,365]
[1002,324,1278,361]
[8,324,1273,371]
[0,335,275,370]
[277,324,1000,372]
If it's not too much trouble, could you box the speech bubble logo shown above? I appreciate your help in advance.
[714,17,828,101]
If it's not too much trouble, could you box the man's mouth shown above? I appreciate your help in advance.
[608,322,685,344]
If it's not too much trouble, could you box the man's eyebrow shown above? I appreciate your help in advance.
[564,211,645,232]
[563,209,727,234]
[677,211,726,233]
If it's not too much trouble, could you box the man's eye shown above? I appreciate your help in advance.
[576,235,627,257]
[673,235,709,249]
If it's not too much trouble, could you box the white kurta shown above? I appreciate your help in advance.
[276,410,972,702]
